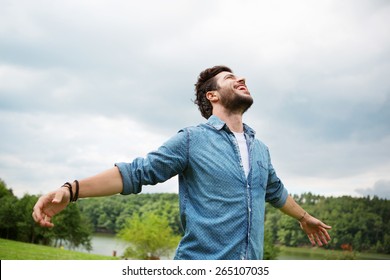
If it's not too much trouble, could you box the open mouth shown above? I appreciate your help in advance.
[236,85,249,94]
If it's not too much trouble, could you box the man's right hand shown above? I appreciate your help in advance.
[32,187,70,227]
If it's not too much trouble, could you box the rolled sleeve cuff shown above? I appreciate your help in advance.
[269,187,289,208]
[115,162,137,195]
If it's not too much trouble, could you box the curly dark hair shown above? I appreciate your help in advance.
[194,65,232,119]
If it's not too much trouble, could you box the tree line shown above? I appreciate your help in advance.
[265,192,390,254]
[1,178,389,258]
[0,179,93,251]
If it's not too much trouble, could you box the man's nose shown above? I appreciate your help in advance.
[237,76,246,84]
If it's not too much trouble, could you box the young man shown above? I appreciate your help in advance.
[32,65,331,260]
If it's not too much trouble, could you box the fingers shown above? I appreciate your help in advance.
[32,200,43,223]
[308,233,324,247]
[302,216,332,247]
[319,221,332,230]
[31,191,64,228]
[314,233,323,246]
[32,208,54,228]
[308,228,331,247]
[42,214,54,227]
[32,204,54,227]
[320,226,331,241]
[307,234,316,246]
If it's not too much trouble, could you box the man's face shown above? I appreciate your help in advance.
[214,71,253,114]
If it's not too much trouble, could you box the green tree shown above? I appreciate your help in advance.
[15,194,40,243]
[263,226,280,259]
[0,180,19,240]
[264,205,281,259]
[0,179,10,198]
[51,203,93,251]
[138,193,182,235]
[118,211,181,259]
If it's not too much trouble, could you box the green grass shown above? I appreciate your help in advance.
[277,245,390,260]
[2,238,389,260]
[0,238,118,260]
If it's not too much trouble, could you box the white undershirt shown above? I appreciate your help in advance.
[233,132,250,178]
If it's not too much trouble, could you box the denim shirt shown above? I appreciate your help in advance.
[115,115,288,260]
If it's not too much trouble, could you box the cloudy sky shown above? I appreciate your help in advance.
[1,0,389,199]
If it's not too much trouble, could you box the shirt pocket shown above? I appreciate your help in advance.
[254,161,269,190]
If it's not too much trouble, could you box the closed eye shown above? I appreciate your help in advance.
[224,74,236,80]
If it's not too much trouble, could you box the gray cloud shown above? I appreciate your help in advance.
[356,180,390,199]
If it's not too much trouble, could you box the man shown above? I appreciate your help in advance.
[32,65,331,260]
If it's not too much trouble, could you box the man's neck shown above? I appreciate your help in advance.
[213,110,244,133]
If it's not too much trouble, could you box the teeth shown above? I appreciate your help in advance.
[235,84,247,91]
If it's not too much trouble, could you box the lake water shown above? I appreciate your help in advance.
[74,233,128,257]
[76,233,174,259]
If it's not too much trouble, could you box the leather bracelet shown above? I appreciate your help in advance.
[62,182,73,203]
[73,180,79,202]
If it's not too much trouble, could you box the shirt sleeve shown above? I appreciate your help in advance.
[115,129,188,195]
[264,148,289,208]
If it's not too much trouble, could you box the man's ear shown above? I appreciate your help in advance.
[206,91,219,102]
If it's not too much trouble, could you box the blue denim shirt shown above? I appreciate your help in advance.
[115,115,288,260]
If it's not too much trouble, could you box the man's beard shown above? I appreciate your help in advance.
[220,91,254,115]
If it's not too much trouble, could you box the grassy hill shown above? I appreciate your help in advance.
[0,238,117,260]
[2,238,389,260]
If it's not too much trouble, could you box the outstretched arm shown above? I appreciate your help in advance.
[279,195,332,246]
[32,167,123,228]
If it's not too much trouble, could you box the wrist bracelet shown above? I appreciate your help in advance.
[73,180,79,202]
[61,182,73,203]
[61,180,80,203]
[299,211,307,221]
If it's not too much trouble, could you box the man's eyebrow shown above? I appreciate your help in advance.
[224,73,236,79]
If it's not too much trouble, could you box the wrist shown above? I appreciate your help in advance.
[61,180,80,203]
[298,211,308,222]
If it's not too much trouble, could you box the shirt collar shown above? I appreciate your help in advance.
[206,115,256,137]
